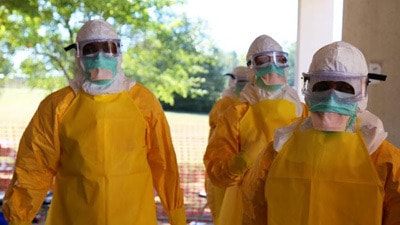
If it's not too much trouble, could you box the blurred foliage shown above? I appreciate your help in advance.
[122,15,224,105]
[0,0,297,111]
[163,50,240,112]
[0,0,237,107]
[0,52,13,76]
[283,41,297,87]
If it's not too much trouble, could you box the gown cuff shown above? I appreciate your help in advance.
[167,207,187,225]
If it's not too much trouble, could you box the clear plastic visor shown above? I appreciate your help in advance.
[235,78,249,85]
[77,39,121,58]
[248,51,289,68]
[302,72,367,102]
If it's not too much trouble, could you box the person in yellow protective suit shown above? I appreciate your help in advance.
[1,19,186,225]
[206,66,252,222]
[203,34,308,225]
[208,66,252,138]
[242,41,400,225]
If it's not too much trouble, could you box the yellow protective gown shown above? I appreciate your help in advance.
[205,99,305,187]
[242,119,400,225]
[206,96,239,221]
[208,97,239,139]
[204,98,307,225]
[240,99,298,154]
[2,84,186,225]
[266,125,384,225]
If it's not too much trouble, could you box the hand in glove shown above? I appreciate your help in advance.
[227,151,252,176]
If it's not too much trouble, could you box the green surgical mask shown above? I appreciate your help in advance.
[83,53,118,86]
[255,64,285,91]
[234,83,246,96]
[255,63,285,78]
[307,95,358,129]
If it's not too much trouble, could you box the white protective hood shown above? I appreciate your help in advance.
[69,19,135,95]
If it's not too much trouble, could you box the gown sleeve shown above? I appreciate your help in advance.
[371,140,400,225]
[204,103,250,188]
[1,87,74,225]
[129,84,186,225]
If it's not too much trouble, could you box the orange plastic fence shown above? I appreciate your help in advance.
[0,122,213,223]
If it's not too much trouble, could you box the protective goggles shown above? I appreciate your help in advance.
[225,73,249,85]
[235,78,249,85]
[76,39,121,58]
[247,51,289,68]
[302,71,367,102]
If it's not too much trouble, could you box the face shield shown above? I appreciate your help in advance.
[226,73,249,85]
[246,35,283,67]
[234,77,249,86]
[247,51,289,69]
[302,71,368,103]
[77,39,121,58]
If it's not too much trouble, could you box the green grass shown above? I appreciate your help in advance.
[0,87,48,123]
[0,87,48,150]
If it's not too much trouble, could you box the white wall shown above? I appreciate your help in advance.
[296,0,343,100]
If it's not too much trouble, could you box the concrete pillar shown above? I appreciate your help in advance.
[296,0,343,100]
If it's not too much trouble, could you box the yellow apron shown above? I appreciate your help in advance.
[216,185,243,225]
[240,99,297,153]
[266,125,384,225]
[46,91,157,225]
[217,99,297,225]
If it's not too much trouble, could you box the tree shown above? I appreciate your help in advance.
[0,52,13,77]
[282,41,297,87]
[122,15,218,105]
[0,51,14,89]
[162,50,240,112]
[0,0,225,105]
